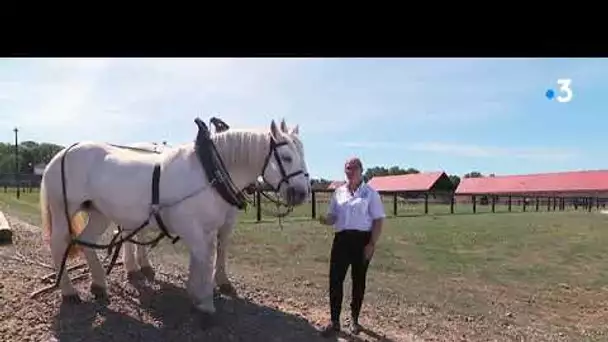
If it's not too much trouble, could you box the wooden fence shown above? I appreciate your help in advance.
[3,180,607,222]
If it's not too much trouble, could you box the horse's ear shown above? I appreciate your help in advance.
[270,119,280,139]
[280,119,288,133]
[290,124,299,135]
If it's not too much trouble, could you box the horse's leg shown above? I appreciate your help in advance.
[49,211,80,301]
[46,198,88,302]
[122,233,140,281]
[187,235,217,314]
[215,212,237,296]
[77,209,111,300]
[135,231,155,280]
[181,224,217,314]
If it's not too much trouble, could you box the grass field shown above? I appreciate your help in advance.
[2,188,608,340]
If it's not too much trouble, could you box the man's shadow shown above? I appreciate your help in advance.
[51,276,344,342]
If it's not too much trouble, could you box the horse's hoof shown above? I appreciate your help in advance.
[197,311,217,330]
[193,300,216,316]
[217,283,238,297]
[140,266,155,280]
[127,271,145,284]
[62,294,82,304]
[90,284,108,301]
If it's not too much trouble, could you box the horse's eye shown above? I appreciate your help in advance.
[281,155,293,163]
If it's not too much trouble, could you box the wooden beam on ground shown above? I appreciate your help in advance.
[0,211,12,245]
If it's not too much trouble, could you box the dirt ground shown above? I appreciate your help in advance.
[0,215,416,342]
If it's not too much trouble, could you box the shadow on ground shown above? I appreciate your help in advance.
[51,278,340,342]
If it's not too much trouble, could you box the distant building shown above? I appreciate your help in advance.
[33,163,46,175]
[327,180,346,190]
[454,169,608,206]
[367,171,456,203]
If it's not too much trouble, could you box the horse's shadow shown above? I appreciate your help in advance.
[51,277,341,342]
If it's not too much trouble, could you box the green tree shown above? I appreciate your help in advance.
[0,141,64,174]
[463,171,483,178]
[448,174,461,188]
[363,165,420,181]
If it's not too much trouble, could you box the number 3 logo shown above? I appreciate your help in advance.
[556,79,573,103]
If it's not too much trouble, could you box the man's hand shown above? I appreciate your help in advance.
[364,243,375,260]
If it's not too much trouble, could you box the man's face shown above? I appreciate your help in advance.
[344,159,362,182]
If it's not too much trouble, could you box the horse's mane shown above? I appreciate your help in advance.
[159,126,299,174]
[210,129,272,171]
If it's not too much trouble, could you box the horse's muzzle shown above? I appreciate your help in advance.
[286,186,307,206]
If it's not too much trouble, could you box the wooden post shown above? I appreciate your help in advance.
[522,197,527,212]
[553,197,557,211]
[472,195,476,213]
[508,195,512,212]
[491,195,496,213]
[588,197,593,212]
[393,193,397,216]
[311,190,317,219]
[450,195,454,214]
[0,211,12,245]
[535,197,539,211]
[597,197,600,210]
[547,197,551,211]
[14,128,19,200]
[256,190,262,222]
[561,198,565,211]
[424,193,429,214]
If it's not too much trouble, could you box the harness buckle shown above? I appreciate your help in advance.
[150,203,161,215]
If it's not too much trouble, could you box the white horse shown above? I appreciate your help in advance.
[119,140,242,296]
[40,119,310,315]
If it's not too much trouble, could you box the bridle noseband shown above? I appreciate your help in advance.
[259,135,309,206]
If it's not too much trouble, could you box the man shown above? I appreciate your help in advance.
[318,157,385,336]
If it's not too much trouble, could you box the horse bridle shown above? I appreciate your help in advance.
[258,135,309,207]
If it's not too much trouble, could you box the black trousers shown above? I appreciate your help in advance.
[329,229,372,323]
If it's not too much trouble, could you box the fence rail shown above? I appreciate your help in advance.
[3,184,606,222]
[229,189,608,221]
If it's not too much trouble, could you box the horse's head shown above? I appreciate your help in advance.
[262,119,310,207]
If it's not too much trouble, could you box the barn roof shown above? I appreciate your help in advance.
[327,180,346,190]
[455,169,608,195]
[367,171,452,192]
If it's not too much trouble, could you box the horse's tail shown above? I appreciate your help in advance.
[40,161,87,259]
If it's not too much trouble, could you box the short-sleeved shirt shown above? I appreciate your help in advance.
[327,182,385,232]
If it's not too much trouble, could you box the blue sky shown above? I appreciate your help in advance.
[1,58,606,181]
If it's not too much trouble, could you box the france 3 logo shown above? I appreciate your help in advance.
[545,79,573,103]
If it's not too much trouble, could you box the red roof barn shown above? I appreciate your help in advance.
[327,180,346,190]
[455,169,608,197]
[367,171,455,193]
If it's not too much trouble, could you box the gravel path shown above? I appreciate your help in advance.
[0,215,415,342]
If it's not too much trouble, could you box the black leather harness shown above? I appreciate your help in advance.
[194,118,247,210]
[54,117,240,287]
[53,116,307,288]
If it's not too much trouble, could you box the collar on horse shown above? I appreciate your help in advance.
[194,117,248,210]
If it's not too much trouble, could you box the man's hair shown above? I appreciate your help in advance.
[346,157,363,172]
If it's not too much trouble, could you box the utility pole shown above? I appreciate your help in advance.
[13,127,19,199]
